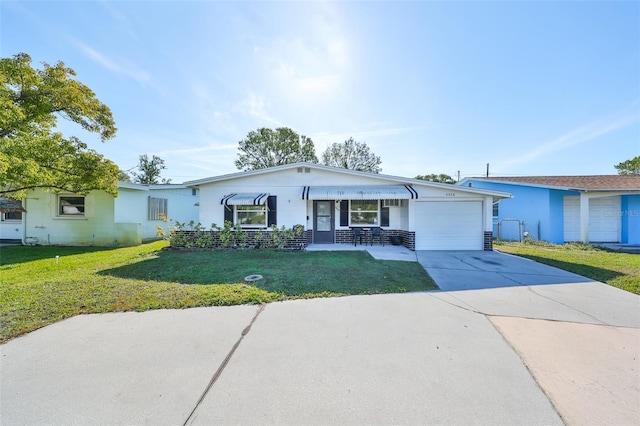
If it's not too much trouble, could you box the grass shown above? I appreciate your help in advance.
[495,240,640,295]
[0,241,436,343]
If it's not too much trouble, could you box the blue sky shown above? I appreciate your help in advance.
[2,0,639,182]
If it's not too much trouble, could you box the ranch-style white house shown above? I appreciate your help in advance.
[185,163,511,250]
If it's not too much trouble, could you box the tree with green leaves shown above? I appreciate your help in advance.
[132,154,171,184]
[614,156,640,175]
[118,168,132,183]
[415,173,456,184]
[235,127,318,171]
[0,53,119,199]
[321,137,382,173]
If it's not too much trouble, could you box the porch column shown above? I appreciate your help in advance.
[580,193,589,244]
[483,196,493,232]
[484,196,494,250]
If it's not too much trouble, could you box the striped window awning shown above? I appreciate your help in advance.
[301,185,418,200]
[220,193,270,206]
[0,198,26,213]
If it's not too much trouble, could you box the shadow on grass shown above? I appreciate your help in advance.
[0,245,119,266]
[99,248,437,297]
[511,254,623,284]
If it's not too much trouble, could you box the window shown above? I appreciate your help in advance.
[492,198,499,218]
[59,196,85,216]
[0,198,23,221]
[224,196,276,228]
[236,204,267,227]
[350,200,379,225]
[149,197,168,220]
[2,211,22,221]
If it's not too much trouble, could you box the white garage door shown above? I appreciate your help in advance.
[563,196,620,242]
[563,196,580,242]
[415,201,483,250]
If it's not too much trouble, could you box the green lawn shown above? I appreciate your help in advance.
[495,241,640,295]
[0,241,436,342]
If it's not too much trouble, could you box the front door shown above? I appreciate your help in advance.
[313,200,334,243]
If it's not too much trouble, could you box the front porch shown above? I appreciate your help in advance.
[305,243,418,262]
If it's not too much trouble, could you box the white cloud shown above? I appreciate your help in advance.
[249,3,351,102]
[98,0,138,40]
[501,105,640,171]
[156,143,237,157]
[71,39,150,83]
[236,92,283,127]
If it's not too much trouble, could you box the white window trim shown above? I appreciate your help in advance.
[349,200,380,226]
[58,195,86,217]
[235,204,268,228]
[1,213,22,222]
[148,197,168,221]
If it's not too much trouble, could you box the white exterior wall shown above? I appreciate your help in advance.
[196,167,495,235]
[114,187,199,240]
[22,189,140,246]
[0,219,23,241]
[18,186,198,246]
[0,205,23,241]
[198,168,412,230]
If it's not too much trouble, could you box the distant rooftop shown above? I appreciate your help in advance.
[470,175,640,191]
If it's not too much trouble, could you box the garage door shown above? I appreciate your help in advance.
[563,196,620,242]
[415,201,483,250]
[563,197,580,242]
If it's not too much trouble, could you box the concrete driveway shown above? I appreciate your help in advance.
[416,250,595,291]
[2,253,639,425]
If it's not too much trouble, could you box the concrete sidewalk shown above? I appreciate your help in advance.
[2,282,639,425]
[306,243,418,261]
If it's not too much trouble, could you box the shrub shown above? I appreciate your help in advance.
[164,219,305,251]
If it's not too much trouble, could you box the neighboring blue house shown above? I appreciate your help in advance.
[458,175,640,245]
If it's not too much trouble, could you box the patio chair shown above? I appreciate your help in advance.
[370,227,384,246]
[352,227,365,246]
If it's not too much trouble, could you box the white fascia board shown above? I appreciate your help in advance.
[118,182,149,191]
[118,182,189,191]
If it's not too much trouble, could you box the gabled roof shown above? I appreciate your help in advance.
[184,162,511,198]
[461,175,640,192]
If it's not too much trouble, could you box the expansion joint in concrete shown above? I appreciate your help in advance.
[182,304,266,425]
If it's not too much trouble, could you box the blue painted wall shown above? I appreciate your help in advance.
[465,179,640,244]
[621,195,640,244]
[548,189,567,243]
[464,180,594,244]
[463,180,571,243]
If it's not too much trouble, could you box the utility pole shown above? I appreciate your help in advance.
[486,163,489,177]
